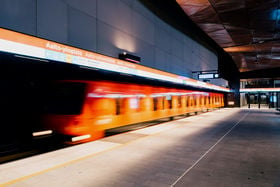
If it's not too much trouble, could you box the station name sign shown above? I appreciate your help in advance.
[0,28,229,92]
[198,73,219,79]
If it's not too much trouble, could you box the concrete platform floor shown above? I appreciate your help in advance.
[1,108,280,187]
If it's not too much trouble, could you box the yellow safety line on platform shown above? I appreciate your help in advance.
[0,119,182,186]
[1,143,123,187]
[1,109,228,186]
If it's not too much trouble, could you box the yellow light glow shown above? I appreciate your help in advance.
[113,31,136,53]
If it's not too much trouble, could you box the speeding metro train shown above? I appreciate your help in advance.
[0,28,226,144]
[42,80,224,143]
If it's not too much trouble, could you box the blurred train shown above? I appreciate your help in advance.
[42,80,224,143]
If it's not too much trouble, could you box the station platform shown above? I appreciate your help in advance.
[1,108,280,187]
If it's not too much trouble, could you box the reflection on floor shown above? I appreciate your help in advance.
[241,104,269,109]
[1,108,280,187]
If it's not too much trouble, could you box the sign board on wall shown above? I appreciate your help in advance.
[198,73,219,79]
[0,28,230,92]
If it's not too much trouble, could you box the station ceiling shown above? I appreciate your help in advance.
[176,0,280,73]
[140,0,280,79]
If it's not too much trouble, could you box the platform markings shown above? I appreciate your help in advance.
[0,120,183,186]
[0,109,237,187]
[0,142,123,187]
[170,110,250,187]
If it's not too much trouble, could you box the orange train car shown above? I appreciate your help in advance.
[42,80,224,143]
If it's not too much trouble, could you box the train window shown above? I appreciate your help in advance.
[178,96,182,108]
[166,95,172,109]
[153,97,158,111]
[139,97,145,111]
[116,98,121,115]
[194,97,197,106]
[44,82,86,115]
[189,97,193,107]
[130,97,139,109]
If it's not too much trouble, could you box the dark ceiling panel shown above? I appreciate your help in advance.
[225,25,252,44]
[208,29,233,47]
[190,6,221,23]
[198,23,224,33]
[253,31,275,42]
[219,8,249,27]
[212,0,246,13]
[180,5,209,16]
[231,53,246,68]
[177,0,280,76]
[246,0,278,11]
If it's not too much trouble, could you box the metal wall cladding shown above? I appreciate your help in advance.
[177,0,280,72]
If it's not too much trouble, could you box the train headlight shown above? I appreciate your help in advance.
[32,130,53,136]
[71,134,91,142]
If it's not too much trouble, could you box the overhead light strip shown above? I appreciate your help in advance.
[240,88,280,92]
[0,28,230,92]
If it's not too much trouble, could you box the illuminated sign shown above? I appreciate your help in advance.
[240,88,280,92]
[198,73,219,79]
[0,28,230,92]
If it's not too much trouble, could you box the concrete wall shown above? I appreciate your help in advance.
[0,0,219,81]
